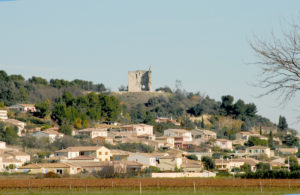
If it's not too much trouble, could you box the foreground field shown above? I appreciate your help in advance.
[0,187,299,195]
[1,178,300,188]
[0,178,300,194]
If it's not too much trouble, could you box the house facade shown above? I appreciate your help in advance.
[214,139,233,150]
[245,146,272,158]
[191,129,216,142]
[156,155,183,171]
[10,104,36,113]
[18,163,80,175]
[55,146,111,162]
[127,153,158,167]
[164,129,192,142]
[78,128,107,139]
[120,124,153,136]
[33,129,64,143]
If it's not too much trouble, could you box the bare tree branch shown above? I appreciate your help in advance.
[250,21,300,103]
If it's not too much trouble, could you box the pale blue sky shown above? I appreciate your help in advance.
[0,0,299,130]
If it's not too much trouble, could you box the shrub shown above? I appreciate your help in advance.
[44,171,61,178]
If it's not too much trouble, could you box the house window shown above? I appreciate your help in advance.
[105,158,108,161]
[262,150,264,153]
[80,152,84,156]
[105,152,108,155]
[255,150,258,153]
[56,169,63,175]
[99,152,102,155]
[249,150,252,153]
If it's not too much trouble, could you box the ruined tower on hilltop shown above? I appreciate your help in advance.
[128,67,152,92]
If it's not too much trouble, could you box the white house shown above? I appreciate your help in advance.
[164,129,192,142]
[0,110,8,120]
[155,137,175,149]
[120,124,153,136]
[128,153,163,167]
[9,104,36,113]
[245,146,272,158]
[215,158,258,172]
[0,141,6,149]
[214,139,233,150]
[5,151,31,164]
[78,128,107,139]
[55,146,111,162]
[156,155,183,171]
[33,129,64,143]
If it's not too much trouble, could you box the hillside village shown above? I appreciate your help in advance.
[0,70,298,178]
[0,103,299,178]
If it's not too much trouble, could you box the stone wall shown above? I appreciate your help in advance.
[128,68,152,92]
[151,171,216,178]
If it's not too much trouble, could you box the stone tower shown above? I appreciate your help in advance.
[128,67,152,92]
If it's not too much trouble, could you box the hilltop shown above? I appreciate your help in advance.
[0,70,290,137]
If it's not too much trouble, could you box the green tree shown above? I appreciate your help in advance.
[51,103,67,125]
[245,137,268,147]
[278,116,288,131]
[9,74,25,81]
[201,116,205,129]
[241,163,251,172]
[219,95,234,116]
[186,154,198,161]
[233,99,246,119]
[201,156,215,170]
[155,86,172,93]
[2,126,18,145]
[35,100,51,118]
[59,123,72,135]
[285,156,300,171]
[28,76,48,85]
[268,131,274,149]
[188,104,204,117]
[240,123,248,131]
[282,134,298,147]
[256,162,270,171]
[259,126,262,135]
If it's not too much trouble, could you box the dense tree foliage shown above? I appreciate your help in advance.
[50,79,106,92]
[0,70,107,106]
[219,95,257,119]
[255,162,271,171]
[186,154,198,160]
[51,92,121,128]
[0,122,18,145]
[201,156,215,170]
[34,100,51,118]
[241,170,300,179]
[282,134,298,147]
[245,137,268,147]
[155,86,173,93]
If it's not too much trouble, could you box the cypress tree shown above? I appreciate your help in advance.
[201,116,205,129]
